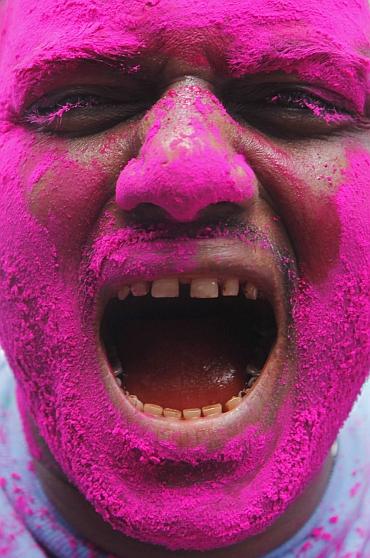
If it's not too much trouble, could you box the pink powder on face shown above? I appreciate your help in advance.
[0,0,368,552]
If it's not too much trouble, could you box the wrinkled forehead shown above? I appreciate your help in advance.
[1,0,369,66]
[0,0,369,114]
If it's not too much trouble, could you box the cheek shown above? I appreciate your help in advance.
[239,131,348,284]
[336,147,370,269]
[292,146,370,441]
[24,146,108,263]
[333,147,370,374]
[284,151,347,284]
[21,131,134,265]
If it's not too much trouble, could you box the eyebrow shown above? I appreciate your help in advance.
[226,35,370,110]
[10,40,144,111]
[14,43,142,83]
[11,35,370,113]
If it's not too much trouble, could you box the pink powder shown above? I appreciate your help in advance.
[116,89,257,222]
[0,0,368,553]
[350,482,362,498]
[300,540,313,552]
[10,473,21,481]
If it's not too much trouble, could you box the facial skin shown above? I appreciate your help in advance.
[0,0,369,556]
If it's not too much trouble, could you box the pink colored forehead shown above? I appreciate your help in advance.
[3,0,369,60]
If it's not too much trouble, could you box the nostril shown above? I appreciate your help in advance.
[122,201,246,229]
[123,203,174,225]
[197,202,246,223]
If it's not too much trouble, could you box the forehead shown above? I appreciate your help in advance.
[0,0,369,114]
[2,0,369,61]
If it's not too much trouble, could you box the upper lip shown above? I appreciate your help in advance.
[94,236,290,320]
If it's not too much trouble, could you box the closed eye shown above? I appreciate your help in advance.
[21,86,157,137]
[222,82,364,139]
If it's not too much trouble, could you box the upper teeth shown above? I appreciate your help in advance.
[117,278,258,300]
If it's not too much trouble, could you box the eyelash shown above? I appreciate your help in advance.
[264,90,351,121]
[25,95,109,127]
[22,87,360,139]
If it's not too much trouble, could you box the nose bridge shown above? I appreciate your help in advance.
[115,85,257,222]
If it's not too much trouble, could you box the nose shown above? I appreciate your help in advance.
[115,83,258,223]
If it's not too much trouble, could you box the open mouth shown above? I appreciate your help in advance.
[100,276,277,421]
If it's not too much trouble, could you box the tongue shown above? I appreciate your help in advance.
[115,317,249,410]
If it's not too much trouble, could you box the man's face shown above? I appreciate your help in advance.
[0,0,369,551]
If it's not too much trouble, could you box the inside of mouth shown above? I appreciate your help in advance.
[100,285,276,417]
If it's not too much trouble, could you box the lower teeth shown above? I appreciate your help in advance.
[114,368,260,419]
[102,288,273,421]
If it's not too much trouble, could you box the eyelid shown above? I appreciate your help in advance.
[225,80,358,114]
[280,86,354,113]
[21,74,160,113]
[222,81,364,141]
[24,86,128,114]
[20,87,155,137]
